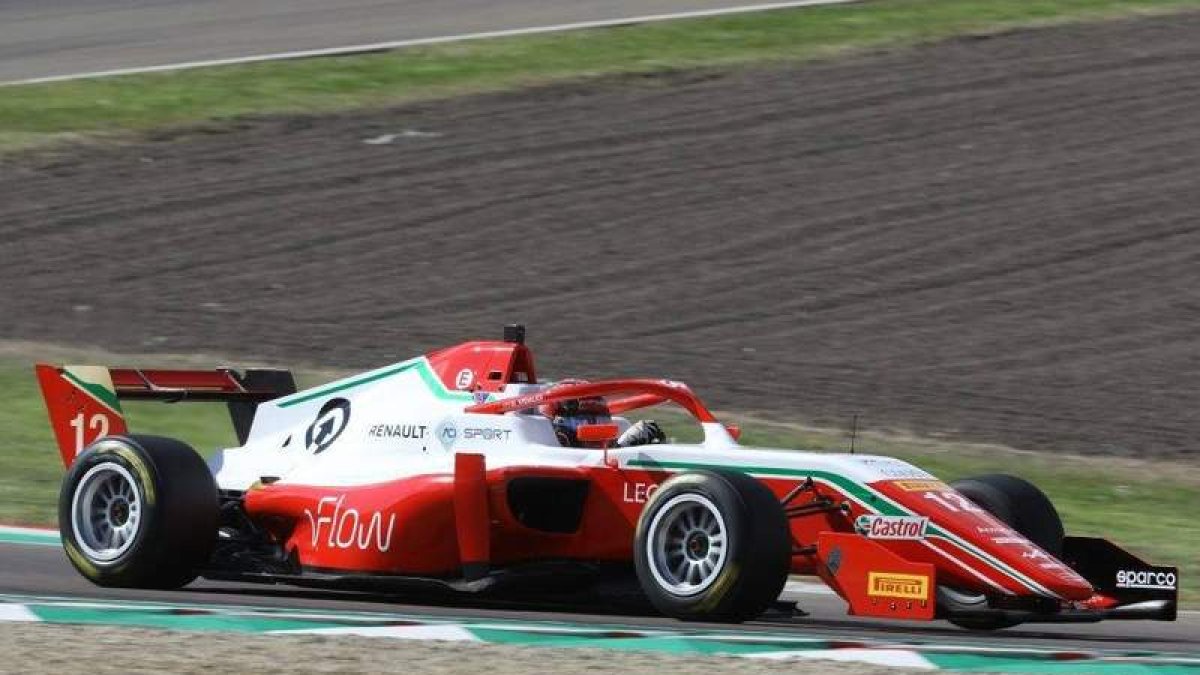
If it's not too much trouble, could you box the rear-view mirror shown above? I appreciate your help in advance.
[576,423,620,444]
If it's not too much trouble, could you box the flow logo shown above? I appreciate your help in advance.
[306,398,351,454]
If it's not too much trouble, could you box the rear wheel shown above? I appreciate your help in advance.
[634,470,790,622]
[943,474,1064,630]
[59,434,218,589]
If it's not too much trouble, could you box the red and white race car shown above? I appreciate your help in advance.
[36,326,1178,627]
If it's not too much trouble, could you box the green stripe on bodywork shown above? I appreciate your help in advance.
[277,360,419,407]
[0,529,59,547]
[276,358,472,408]
[415,360,474,402]
[61,369,122,414]
[627,458,905,514]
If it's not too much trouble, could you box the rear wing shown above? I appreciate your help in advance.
[35,364,295,468]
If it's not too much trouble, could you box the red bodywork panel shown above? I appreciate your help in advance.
[246,474,460,575]
[244,465,659,575]
[816,532,936,621]
[242,466,851,578]
[454,453,490,577]
[427,341,537,393]
[873,479,1093,601]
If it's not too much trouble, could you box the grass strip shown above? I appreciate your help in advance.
[3,0,1200,150]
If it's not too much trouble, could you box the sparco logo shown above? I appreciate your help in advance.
[855,515,929,540]
[1116,570,1177,590]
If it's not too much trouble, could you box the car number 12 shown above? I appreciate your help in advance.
[923,490,983,514]
[70,412,110,454]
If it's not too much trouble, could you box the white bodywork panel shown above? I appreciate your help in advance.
[209,356,933,491]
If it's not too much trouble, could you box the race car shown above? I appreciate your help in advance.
[35,326,1178,627]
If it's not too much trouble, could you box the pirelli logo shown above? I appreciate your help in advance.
[868,572,930,600]
[892,480,947,492]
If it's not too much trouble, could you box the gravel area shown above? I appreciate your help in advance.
[0,624,925,674]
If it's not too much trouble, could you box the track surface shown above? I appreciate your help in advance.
[0,0,844,83]
[5,15,1200,458]
[2,543,1196,654]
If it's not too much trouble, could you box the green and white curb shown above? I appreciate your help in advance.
[0,526,59,547]
[0,593,1196,673]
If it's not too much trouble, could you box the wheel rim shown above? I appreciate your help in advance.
[71,462,142,563]
[645,493,728,596]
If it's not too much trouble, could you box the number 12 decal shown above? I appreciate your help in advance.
[70,412,110,455]
[923,490,983,514]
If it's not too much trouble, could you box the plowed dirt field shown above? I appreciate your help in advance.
[3,14,1199,458]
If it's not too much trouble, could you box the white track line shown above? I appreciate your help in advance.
[783,578,837,596]
[0,526,57,536]
[0,0,860,87]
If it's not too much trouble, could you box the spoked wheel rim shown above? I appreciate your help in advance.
[646,493,729,596]
[71,462,142,563]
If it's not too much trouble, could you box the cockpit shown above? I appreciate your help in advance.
[428,325,720,448]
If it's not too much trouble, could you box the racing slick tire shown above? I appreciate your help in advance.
[634,469,790,623]
[59,434,218,589]
[942,474,1065,631]
[951,474,1064,556]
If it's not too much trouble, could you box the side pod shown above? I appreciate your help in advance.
[815,532,937,621]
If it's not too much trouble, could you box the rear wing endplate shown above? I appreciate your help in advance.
[35,364,295,467]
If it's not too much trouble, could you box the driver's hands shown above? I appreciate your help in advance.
[617,420,666,447]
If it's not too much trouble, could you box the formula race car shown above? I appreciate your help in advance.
[36,326,1178,627]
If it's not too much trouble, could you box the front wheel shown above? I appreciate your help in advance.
[943,473,1065,631]
[59,434,218,589]
[634,469,790,622]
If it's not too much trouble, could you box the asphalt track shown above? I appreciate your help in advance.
[0,0,849,84]
[1,542,1195,655]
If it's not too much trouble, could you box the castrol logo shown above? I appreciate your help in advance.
[855,515,929,541]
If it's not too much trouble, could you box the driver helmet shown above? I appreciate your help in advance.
[541,395,611,447]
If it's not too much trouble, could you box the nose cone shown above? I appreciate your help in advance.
[1008,542,1094,600]
[872,479,1094,600]
[1040,567,1095,601]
